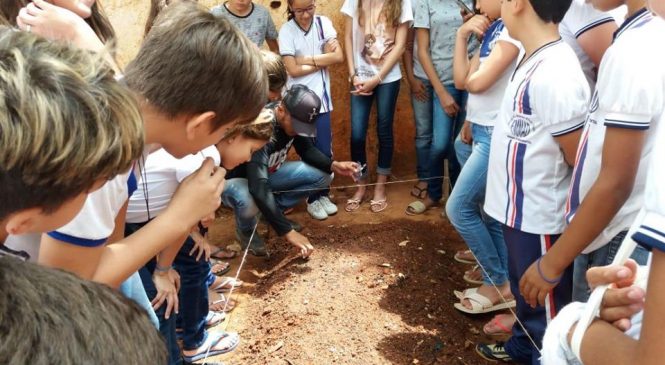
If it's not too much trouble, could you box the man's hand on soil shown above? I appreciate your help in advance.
[285,230,314,259]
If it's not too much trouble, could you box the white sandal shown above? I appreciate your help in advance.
[454,292,516,314]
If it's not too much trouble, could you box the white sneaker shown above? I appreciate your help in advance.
[318,196,338,215]
[307,200,328,220]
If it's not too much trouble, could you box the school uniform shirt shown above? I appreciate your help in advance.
[126,146,220,224]
[413,0,477,86]
[225,104,333,236]
[484,40,590,235]
[466,20,520,127]
[279,16,336,113]
[341,0,413,84]
[560,0,616,89]
[567,10,664,254]
[211,2,278,47]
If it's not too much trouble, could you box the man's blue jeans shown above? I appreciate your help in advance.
[428,85,468,202]
[446,124,508,286]
[350,80,401,178]
[411,77,434,181]
[222,161,332,233]
[309,112,333,202]
[572,230,649,301]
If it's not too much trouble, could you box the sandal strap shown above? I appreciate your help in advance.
[464,292,493,310]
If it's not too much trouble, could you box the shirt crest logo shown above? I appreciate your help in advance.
[510,115,534,138]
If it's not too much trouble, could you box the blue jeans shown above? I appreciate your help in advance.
[350,80,401,177]
[309,112,332,202]
[411,77,434,180]
[446,124,508,286]
[428,86,468,201]
[119,271,160,328]
[572,230,650,301]
[222,161,333,232]
[126,222,182,365]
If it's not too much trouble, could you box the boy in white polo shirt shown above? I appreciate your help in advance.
[476,0,590,362]
[519,0,657,306]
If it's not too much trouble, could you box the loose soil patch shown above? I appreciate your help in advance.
[223,219,505,364]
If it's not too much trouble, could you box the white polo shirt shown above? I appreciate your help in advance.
[566,11,664,253]
[560,0,617,89]
[126,146,220,224]
[484,40,590,235]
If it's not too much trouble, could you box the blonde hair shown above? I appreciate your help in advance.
[262,50,287,93]
[222,109,275,142]
[359,0,403,26]
[0,28,144,218]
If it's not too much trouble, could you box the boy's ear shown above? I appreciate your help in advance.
[512,0,526,15]
[184,111,218,141]
[5,209,41,236]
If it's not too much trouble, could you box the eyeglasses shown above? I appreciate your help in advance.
[292,3,316,15]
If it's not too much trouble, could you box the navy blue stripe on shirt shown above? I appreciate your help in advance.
[575,18,615,38]
[552,121,585,137]
[633,226,665,252]
[605,119,650,130]
[46,231,107,247]
[127,172,138,198]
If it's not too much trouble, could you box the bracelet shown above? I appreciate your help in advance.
[536,257,561,284]
[312,55,317,67]
[155,264,173,274]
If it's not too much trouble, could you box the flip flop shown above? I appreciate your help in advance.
[212,277,244,292]
[370,199,388,213]
[410,184,427,199]
[205,311,226,328]
[210,247,236,260]
[454,292,516,314]
[211,261,231,276]
[454,249,477,264]
[483,314,514,336]
[463,265,483,285]
[210,294,237,313]
[345,198,363,212]
[182,331,240,362]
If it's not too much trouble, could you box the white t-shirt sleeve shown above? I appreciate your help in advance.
[321,16,338,40]
[47,171,131,247]
[498,27,521,49]
[174,146,220,183]
[400,0,414,26]
[278,23,296,57]
[563,0,615,39]
[340,0,357,18]
[535,63,590,136]
[598,48,663,130]
[413,0,430,29]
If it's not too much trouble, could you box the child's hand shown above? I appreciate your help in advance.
[189,230,212,262]
[331,161,360,177]
[587,260,645,332]
[17,0,104,52]
[152,268,180,319]
[285,230,314,259]
[168,158,226,230]
[408,77,429,102]
[519,256,563,308]
[323,38,339,53]
[437,90,460,117]
[460,121,473,144]
[458,14,491,39]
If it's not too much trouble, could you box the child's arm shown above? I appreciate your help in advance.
[452,15,489,90]
[356,22,409,94]
[39,158,224,288]
[344,15,356,81]
[295,39,344,67]
[574,19,616,69]
[266,38,279,54]
[521,128,646,307]
[575,250,665,365]
[403,28,428,102]
[465,41,519,93]
[417,27,456,116]
[282,57,320,78]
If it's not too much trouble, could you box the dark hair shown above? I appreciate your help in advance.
[286,0,295,21]
[529,0,573,24]
[126,1,267,130]
[0,256,167,364]
[0,1,116,53]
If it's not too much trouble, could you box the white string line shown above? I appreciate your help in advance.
[466,251,542,355]
[270,175,447,194]
[202,220,259,363]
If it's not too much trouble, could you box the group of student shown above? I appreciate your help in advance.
[1,0,665,364]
